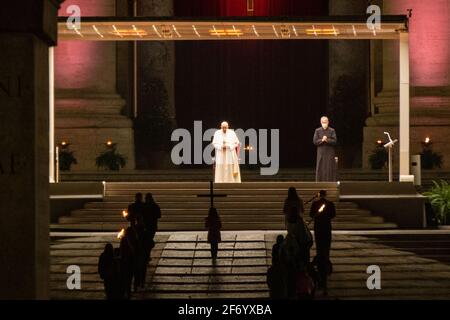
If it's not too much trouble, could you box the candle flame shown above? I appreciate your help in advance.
[122,210,128,218]
[425,137,430,144]
[318,204,326,213]
[117,228,125,239]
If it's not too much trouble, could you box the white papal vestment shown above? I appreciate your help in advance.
[212,129,241,183]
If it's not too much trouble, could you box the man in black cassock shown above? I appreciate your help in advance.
[313,116,337,182]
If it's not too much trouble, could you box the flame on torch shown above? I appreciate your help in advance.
[122,210,128,218]
[318,204,326,213]
[117,228,125,239]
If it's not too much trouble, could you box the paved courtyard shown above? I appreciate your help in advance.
[50,230,450,300]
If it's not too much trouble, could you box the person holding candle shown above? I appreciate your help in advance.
[127,193,145,228]
[310,190,336,295]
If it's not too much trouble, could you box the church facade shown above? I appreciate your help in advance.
[54,0,450,170]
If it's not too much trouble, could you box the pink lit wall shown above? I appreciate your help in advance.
[384,0,450,88]
[55,0,116,93]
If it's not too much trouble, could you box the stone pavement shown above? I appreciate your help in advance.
[50,230,450,300]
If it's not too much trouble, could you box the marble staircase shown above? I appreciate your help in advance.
[52,182,397,231]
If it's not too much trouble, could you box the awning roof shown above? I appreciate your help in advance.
[58,15,408,41]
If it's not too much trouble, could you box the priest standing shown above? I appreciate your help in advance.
[212,121,241,183]
[313,116,337,182]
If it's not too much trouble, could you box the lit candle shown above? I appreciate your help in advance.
[117,228,125,239]
[122,210,128,218]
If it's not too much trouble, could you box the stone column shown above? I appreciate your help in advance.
[364,0,450,169]
[0,0,62,299]
[136,0,176,168]
[138,0,175,119]
[328,0,370,167]
[55,0,135,171]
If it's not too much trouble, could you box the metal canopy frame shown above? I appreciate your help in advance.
[57,15,408,41]
[50,15,412,182]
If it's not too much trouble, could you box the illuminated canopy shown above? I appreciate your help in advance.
[58,16,408,41]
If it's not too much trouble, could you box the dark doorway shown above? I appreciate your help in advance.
[174,0,329,167]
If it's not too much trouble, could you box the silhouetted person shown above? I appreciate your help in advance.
[286,207,313,266]
[283,187,305,224]
[98,243,115,299]
[280,228,301,299]
[312,254,332,296]
[133,193,161,289]
[112,248,125,299]
[271,235,284,262]
[267,251,287,299]
[310,190,335,295]
[119,227,138,299]
[205,207,222,260]
[127,193,144,227]
[143,193,161,240]
[295,264,316,300]
[310,190,335,259]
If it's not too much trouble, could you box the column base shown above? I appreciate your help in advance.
[363,95,450,169]
[55,93,135,171]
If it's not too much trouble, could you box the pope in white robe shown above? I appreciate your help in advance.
[212,121,241,183]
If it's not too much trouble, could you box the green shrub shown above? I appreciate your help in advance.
[369,146,388,170]
[95,144,126,171]
[421,148,443,169]
[59,148,77,171]
[424,180,450,225]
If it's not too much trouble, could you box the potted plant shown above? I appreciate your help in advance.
[421,139,443,169]
[58,142,77,171]
[424,180,450,228]
[368,142,388,170]
[95,142,127,171]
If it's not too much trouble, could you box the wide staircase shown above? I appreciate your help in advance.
[53,182,397,231]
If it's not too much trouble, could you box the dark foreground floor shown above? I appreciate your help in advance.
[50,230,450,300]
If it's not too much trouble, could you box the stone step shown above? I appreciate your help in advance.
[85,201,358,209]
[53,181,393,231]
[51,222,397,231]
[59,215,384,224]
[105,189,339,198]
[104,181,339,189]
[69,207,372,216]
